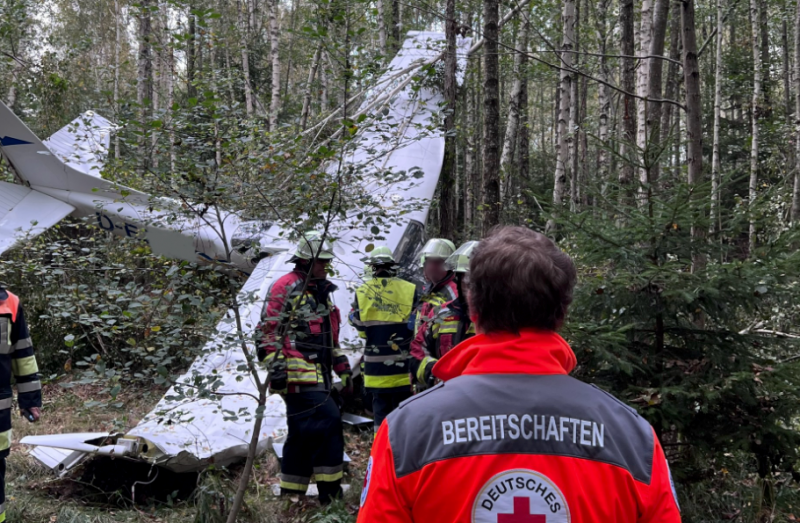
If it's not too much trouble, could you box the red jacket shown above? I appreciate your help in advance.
[257,271,350,393]
[358,330,681,522]
[410,276,458,364]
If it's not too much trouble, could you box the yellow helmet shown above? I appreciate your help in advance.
[445,241,479,273]
[290,231,336,262]
[419,238,456,268]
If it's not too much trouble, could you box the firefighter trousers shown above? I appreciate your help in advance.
[279,391,344,505]
[371,389,412,432]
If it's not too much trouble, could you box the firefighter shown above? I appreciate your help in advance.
[257,232,352,505]
[358,227,681,522]
[0,286,42,523]
[416,238,457,323]
[409,240,478,389]
[350,246,418,431]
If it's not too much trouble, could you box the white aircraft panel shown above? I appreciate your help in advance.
[42,111,115,178]
[0,181,75,255]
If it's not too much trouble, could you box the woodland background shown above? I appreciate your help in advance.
[4,0,800,520]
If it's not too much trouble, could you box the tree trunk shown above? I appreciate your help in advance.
[569,0,581,212]
[465,69,477,229]
[499,18,529,200]
[646,0,670,184]
[759,0,771,116]
[391,0,401,51]
[114,0,121,160]
[784,19,792,123]
[636,0,654,201]
[793,0,800,222]
[749,0,762,255]
[300,45,322,130]
[137,0,153,174]
[269,0,281,131]
[482,0,501,233]
[597,0,611,185]
[376,0,387,54]
[518,60,529,198]
[619,0,636,196]
[711,0,724,234]
[546,0,575,234]
[187,6,196,100]
[661,0,681,183]
[682,0,704,273]
[239,0,254,116]
[439,0,458,238]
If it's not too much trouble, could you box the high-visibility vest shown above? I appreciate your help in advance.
[352,277,416,392]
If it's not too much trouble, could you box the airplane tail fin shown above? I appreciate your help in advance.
[43,111,116,179]
[0,101,125,195]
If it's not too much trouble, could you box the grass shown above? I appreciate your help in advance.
[4,383,370,523]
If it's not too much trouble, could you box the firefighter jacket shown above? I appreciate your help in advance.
[257,271,351,394]
[414,274,457,331]
[409,297,475,386]
[358,330,682,523]
[350,276,417,393]
[0,291,42,458]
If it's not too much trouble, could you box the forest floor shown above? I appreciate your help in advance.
[5,382,368,523]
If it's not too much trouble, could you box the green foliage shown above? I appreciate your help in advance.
[560,179,800,516]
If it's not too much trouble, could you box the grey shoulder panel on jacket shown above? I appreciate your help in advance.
[386,374,655,484]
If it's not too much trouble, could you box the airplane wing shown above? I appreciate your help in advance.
[21,255,289,473]
[42,111,115,178]
[0,180,75,255]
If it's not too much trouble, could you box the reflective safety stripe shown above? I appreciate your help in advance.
[0,429,11,451]
[0,508,5,523]
[0,319,8,355]
[416,356,436,383]
[364,373,411,389]
[314,465,343,475]
[0,398,12,410]
[279,480,309,492]
[364,354,407,363]
[315,471,344,482]
[17,380,41,393]
[12,337,32,351]
[12,355,38,377]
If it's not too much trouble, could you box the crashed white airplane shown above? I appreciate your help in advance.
[0,32,470,475]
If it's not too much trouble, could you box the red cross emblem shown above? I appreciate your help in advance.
[497,497,546,523]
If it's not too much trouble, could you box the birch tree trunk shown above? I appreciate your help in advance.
[749,0,762,255]
[546,0,575,234]
[439,0,458,238]
[482,0,501,233]
[710,0,724,234]
[783,19,791,123]
[793,0,800,222]
[114,0,121,159]
[269,0,281,131]
[238,0,254,116]
[499,18,529,198]
[619,0,636,195]
[636,0,654,201]
[376,0,387,55]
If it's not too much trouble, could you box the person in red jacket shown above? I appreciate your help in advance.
[257,232,352,504]
[358,226,681,523]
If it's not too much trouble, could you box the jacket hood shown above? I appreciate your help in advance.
[432,329,577,381]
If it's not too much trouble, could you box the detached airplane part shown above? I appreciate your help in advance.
[2,31,470,473]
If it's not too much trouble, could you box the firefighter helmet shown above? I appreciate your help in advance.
[368,245,396,265]
[445,240,479,273]
[419,238,456,268]
[290,231,336,262]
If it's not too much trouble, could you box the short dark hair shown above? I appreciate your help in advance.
[468,226,577,332]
